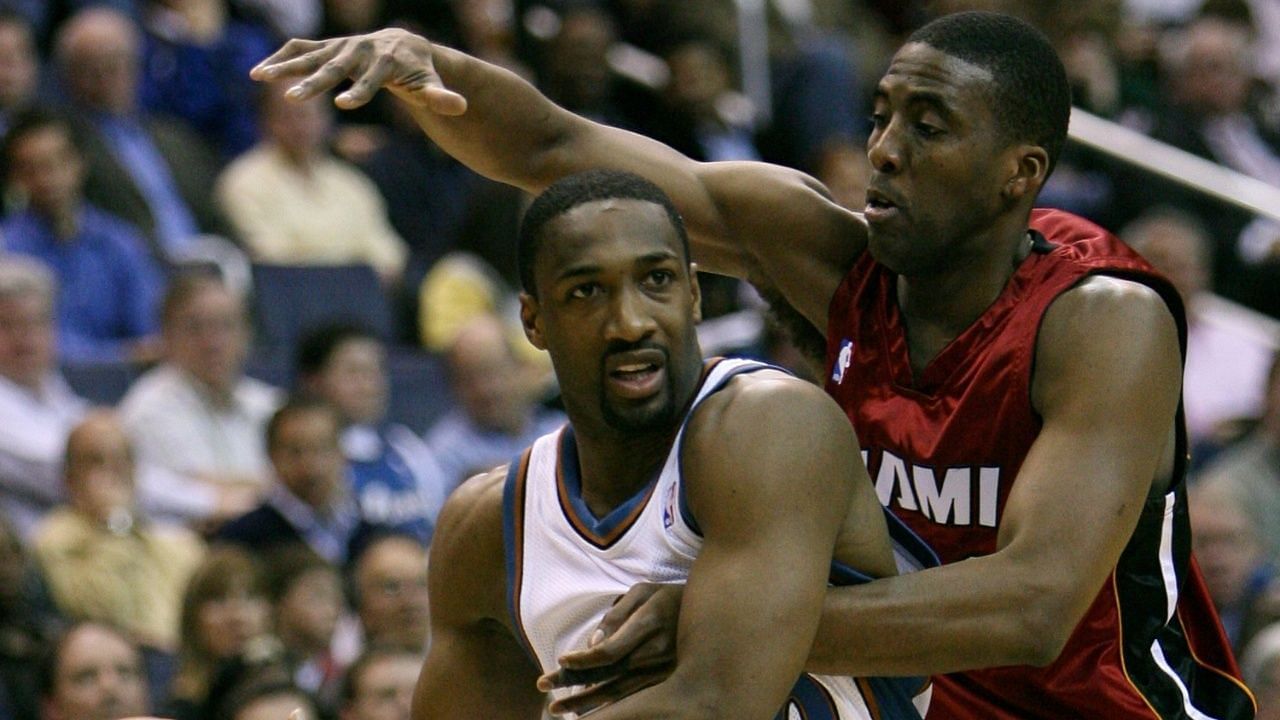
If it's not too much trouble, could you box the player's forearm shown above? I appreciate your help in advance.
[408,46,585,194]
[808,553,1077,676]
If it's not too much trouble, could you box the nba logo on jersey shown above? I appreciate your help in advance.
[832,339,854,385]
[662,481,677,528]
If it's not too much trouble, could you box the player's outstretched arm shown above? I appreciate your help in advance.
[252,30,862,330]
[802,277,1184,675]
[412,469,545,719]
[549,376,859,719]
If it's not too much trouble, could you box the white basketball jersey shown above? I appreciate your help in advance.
[502,358,930,719]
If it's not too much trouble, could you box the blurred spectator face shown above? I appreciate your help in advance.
[56,9,139,115]
[342,652,420,720]
[163,281,250,396]
[276,566,343,654]
[1191,485,1263,611]
[324,0,381,34]
[196,582,271,660]
[64,413,137,528]
[262,85,332,163]
[0,18,37,113]
[43,624,148,720]
[234,691,315,720]
[449,316,533,435]
[269,407,345,510]
[665,41,730,119]
[1124,213,1210,303]
[8,124,85,219]
[355,537,429,651]
[0,283,55,390]
[1174,18,1252,116]
[455,0,514,51]
[545,8,613,110]
[315,338,388,426]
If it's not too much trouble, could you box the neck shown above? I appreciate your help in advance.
[574,425,675,517]
[897,213,1033,337]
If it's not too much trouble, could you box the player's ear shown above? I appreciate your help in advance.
[688,262,702,324]
[1002,144,1049,203]
[519,292,547,350]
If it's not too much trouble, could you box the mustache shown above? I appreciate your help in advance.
[602,339,666,358]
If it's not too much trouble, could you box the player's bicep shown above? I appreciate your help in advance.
[999,278,1181,632]
[417,468,545,718]
[663,383,855,715]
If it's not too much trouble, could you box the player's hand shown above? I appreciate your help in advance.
[538,582,683,715]
[250,29,467,116]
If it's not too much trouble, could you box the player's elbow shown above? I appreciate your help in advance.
[1009,583,1077,667]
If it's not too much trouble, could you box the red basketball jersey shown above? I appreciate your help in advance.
[824,208,1254,718]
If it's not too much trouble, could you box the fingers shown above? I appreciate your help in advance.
[284,44,365,101]
[250,38,329,80]
[545,666,672,717]
[336,51,395,108]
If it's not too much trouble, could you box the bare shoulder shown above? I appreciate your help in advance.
[1039,275,1178,355]
[1033,275,1180,411]
[429,466,511,625]
[688,370,854,459]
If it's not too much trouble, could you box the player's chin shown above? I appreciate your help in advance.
[602,393,674,433]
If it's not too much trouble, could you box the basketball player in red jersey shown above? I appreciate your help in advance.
[252,10,1254,718]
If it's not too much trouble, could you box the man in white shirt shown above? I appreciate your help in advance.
[119,272,279,518]
[0,256,87,536]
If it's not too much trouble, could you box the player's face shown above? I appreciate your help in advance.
[864,43,1020,276]
[522,199,702,435]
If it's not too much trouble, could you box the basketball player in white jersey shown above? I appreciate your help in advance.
[414,170,931,719]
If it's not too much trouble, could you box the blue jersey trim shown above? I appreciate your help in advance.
[676,359,791,537]
[556,425,661,549]
[501,450,540,666]
[884,508,941,571]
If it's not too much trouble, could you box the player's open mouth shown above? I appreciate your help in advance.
[864,188,901,223]
[605,350,666,399]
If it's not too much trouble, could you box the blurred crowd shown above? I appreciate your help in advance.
[0,0,1279,719]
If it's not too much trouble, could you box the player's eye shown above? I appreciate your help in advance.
[645,269,675,287]
[568,282,602,300]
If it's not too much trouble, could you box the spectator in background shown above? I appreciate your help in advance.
[167,547,272,720]
[1124,208,1280,455]
[54,7,231,263]
[0,11,39,136]
[337,647,419,720]
[1,109,165,363]
[535,4,647,131]
[38,621,152,720]
[215,398,387,566]
[358,101,488,292]
[32,412,204,651]
[263,545,344,710]
[0,258,222,534]
[0,257,87,537]
[138,0,274,157]
[205,659,319,720]
[119,272,278,520]
[1189,481,1279,653]
[654,34,760,163]
[1199,354,1280,561]
[215,82,407,285]
[296,325,445,543]
[351,535,428,657]
[424,313,563,492]
[0,512,62,720]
